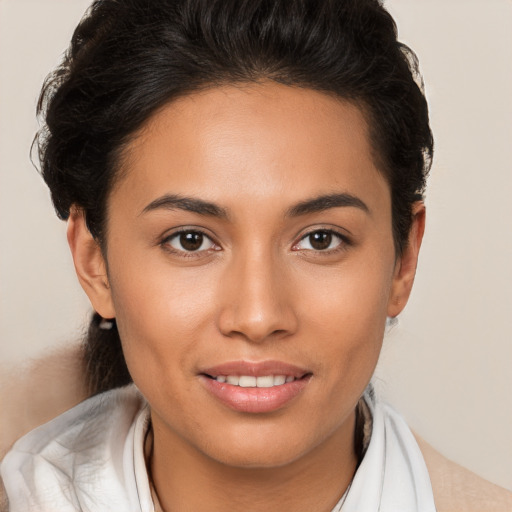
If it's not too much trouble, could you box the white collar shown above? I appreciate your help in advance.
[337,390,436,511]
[1,385,436,511]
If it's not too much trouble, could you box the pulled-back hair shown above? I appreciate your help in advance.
[36,0,433,395]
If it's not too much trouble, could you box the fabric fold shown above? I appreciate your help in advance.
[339,391,436,511]
[1,385,436,511]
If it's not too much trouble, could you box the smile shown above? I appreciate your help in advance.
[199,361,311,413]
[212,375,296,387]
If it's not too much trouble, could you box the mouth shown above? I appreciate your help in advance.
[199,361,312,413]
[204,374,299,387]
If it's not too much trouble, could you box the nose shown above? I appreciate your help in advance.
[217,249,298,344]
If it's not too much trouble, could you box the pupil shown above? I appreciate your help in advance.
[180,232,203,251]
[310,231,332,250]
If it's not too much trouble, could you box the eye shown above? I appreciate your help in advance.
[294,230,346,252]
[164,230,217,253]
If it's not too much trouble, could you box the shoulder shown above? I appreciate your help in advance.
[0,344,87,512]
[0,344,89,459]
[0,345,89,510]
[0,379,146,512]
[415,434,512,512]
[4,384,144,464]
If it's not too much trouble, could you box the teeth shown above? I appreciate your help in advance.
[239,376,257,387]
[256,376,274,388]
[215,374,294,387]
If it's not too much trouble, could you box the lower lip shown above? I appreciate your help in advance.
[200,375,311,413]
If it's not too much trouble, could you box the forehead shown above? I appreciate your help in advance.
[113,82,390,216]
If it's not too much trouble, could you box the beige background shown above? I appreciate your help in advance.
[1,0,511,491]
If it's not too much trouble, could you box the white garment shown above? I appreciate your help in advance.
[1,385,436,512]
[337,391,437,512]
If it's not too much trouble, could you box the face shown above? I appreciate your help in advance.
[71,82,422,469]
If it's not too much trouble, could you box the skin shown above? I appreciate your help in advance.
[68,82,425,511]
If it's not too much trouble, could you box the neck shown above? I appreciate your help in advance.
[148,410,358,512]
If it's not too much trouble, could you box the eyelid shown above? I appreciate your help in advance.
[291,227,351,252]
[158,225,351,256]
[160,227,221,255]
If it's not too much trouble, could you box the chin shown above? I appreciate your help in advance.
[197,424,319,469]
[210,446,306,470]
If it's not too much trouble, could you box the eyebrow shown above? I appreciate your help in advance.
[141,194,229,219]
[286,193,370,217]
[140,192,369,219]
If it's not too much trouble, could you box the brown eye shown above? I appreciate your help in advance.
[294,229,345,252]
[166,230,215,252]
[181,232,203,251]
[309,231,332,250]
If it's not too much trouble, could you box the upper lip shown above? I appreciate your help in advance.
[200,360,310,378]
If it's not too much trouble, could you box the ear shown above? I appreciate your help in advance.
[67,206,116,319]
[387,202,426,318]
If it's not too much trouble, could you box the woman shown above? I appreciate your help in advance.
[1,0,511,510]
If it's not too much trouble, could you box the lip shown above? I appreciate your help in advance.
[199,360,312,414]
[200,360,309,378]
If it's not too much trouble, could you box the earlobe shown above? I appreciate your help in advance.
[67,206,116,319]
[387,202,426,318]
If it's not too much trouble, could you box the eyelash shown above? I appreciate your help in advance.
[160,228,219,257]
[292,228,350,255]
[160,228,350,257]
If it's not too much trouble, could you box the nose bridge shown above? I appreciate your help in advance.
[218,243,296,342]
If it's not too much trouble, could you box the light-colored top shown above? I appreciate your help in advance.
[339,389,436,511]
[2,347,512,511]
[1,384,437,512]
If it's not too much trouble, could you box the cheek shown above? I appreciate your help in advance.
[107,258,221,382]
[300,255,393,387]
